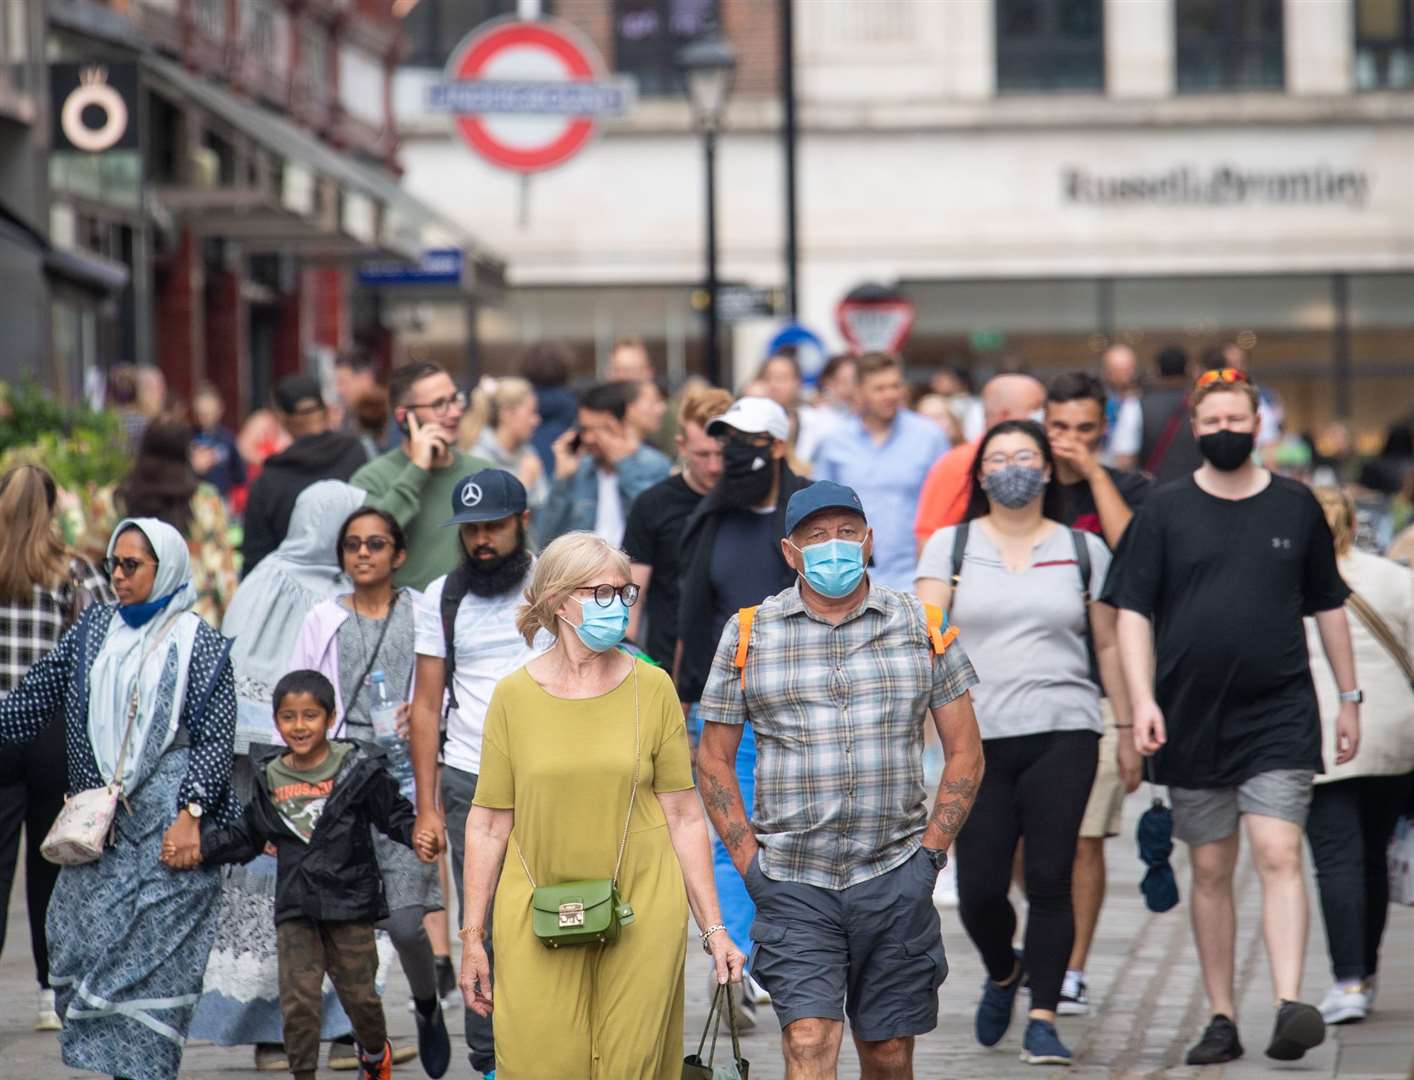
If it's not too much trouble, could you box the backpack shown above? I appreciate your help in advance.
[438,562,478,711]
[733,601,957,690]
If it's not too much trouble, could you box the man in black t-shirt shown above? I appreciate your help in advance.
[623,386,732,667]
[1044,372,1150,1016]
[1111,371,1360,1067]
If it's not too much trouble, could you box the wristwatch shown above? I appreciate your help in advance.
[1337,689,1364,705]
[185,801,204,819]
[922,846,949,872]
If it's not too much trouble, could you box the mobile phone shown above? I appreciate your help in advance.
[568,429,582,453]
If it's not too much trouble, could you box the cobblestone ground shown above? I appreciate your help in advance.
[3,797,1410,1078]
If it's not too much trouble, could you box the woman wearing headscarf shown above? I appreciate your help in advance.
[0,463,115,1033]
[0,517,238,1080]
[189,481,402,1073]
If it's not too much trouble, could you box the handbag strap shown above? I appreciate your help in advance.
[1346,590,1414,690]
[338,591,400,733]
[696,981,743,1067]
[109,611,186,792]
[514,658,641,890]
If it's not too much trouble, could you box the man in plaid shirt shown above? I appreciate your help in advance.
[697,481,983,1078]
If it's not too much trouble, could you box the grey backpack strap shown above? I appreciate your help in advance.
[1069,528,1092,603]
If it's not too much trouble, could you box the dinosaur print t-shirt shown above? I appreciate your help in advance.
[266,742,352,842]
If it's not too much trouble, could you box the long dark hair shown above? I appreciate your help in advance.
[964,419,1065,522]
[115,418,198,537]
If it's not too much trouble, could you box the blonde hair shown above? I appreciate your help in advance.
[1190,379,1260,416]
[677,384,732,430]
[491,376,535,426]
[516,532,632,646]
[0,463,70,603]
[1313,486,1355,558]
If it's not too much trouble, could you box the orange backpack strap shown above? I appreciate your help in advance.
[922,602,958,655]
[734,606,759,690]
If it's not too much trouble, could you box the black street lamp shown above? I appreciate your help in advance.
[677,29,737,388]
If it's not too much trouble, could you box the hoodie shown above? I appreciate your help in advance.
[240,431,369,575]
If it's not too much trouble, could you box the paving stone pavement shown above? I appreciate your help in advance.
[2,797,1410,1078]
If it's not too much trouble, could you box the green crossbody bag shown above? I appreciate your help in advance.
[513,662,640,949]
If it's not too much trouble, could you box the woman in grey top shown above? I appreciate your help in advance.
[293,507,451,1077]
[916,419,1127,1068]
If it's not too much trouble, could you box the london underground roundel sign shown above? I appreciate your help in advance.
[427,18,636,174]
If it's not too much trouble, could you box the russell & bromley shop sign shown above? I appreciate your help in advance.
[1063,164,1371,208]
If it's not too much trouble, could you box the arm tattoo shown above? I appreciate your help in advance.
[929,772,980,846]
[700,768,752,854]
[701,773,736,818]
[722,822,751,853]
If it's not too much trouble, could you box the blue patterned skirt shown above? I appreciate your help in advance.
[46,747,221,1080]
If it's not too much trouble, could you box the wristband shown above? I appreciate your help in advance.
[457,926,487,943]
[699,923,726,954]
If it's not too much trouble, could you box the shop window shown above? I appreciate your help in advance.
[1175,0,1284,92]
[995,0,1104,94]
[614,0,719,97]
[1356,0,1414,89]
[403,0,542,69]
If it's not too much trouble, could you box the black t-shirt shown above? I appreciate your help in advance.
[709,507,792,647]
[1106,475,1349,788]
[1057,467,1151,543]
[621,475,704,667]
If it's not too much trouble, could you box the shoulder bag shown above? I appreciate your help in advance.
[41,611,186,866]
[1346,590,1414,692]
[513,660,640,948]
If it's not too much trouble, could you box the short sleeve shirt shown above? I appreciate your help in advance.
[1106,475,1350,787]
[916,524,1111,740]
[697,582,978,890]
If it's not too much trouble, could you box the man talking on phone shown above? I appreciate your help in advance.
[352,361,493,590]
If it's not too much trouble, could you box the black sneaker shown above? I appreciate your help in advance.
[1186,1014,1244,1065]
[1266,1000,1325,1061]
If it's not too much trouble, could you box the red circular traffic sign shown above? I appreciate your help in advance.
[446,20,605,174]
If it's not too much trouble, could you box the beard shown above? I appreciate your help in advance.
[462,528,533,598]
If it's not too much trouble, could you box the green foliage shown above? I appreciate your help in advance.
[0,379,131,490]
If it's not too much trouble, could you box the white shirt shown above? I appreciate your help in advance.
[594,467,626,547]
[414,575,552,774]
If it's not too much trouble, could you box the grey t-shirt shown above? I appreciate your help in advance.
[916,522,1111,741]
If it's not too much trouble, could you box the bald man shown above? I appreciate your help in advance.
[912,373,1047,552]
[1102,345,1144,468]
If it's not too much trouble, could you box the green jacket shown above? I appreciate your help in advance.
[351,448,493,591]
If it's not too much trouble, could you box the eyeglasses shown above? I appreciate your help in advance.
[103,556,158,579]
[406,390,469,416]
[340,536,394,555]
[980,449,1043,470]
[1194,367,1249,390]
[575,583,640,608]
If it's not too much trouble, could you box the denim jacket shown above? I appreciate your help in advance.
[535,444,671,547]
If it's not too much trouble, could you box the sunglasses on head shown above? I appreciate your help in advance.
[1194,367,1249,390]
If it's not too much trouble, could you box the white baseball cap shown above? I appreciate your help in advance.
[706,396,790,442]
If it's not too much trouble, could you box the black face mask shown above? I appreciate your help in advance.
[719,442,776,508]
[1197,429,1255,472]
[461,529,532,598]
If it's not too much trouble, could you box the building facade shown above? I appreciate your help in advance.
[395,0,1414,445]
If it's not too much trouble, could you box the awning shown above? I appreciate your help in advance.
[144,55,498,273]
[0,199,129,295]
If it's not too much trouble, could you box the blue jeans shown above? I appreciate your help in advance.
[709,720,758,966]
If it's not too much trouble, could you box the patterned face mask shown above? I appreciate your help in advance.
[982,465,1047,509]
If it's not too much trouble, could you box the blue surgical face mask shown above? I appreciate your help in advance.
[563,596,629,653]
[795,538,866,599]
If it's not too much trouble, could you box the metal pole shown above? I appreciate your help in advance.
[705,128,720,387]
[781,0,799,319]
[1332,272,1351,418]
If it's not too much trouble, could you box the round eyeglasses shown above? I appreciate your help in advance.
[576,583,640,608]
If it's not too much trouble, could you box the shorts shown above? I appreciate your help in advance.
[744,847,947,1041]
[1079,703,1125,839]
[1169,769,1315,847]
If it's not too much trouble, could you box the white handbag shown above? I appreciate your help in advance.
[41,614,180,867]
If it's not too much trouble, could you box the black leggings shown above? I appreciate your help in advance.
[0,717,66,989]
[955,730,1098,1012]
[1305,772,1414,983]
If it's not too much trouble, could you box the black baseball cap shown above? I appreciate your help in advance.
[442,469,528,527]
[783,481,866,537]
[273,374,324,413]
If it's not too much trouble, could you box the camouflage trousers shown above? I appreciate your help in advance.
[277,918,386,1079]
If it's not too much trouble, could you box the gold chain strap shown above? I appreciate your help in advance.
[513,659,641,890]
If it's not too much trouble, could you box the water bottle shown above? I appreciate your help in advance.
[369,671,415,801]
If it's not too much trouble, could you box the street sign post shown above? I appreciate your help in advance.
[836,282,916,354]
[427,18,634,175]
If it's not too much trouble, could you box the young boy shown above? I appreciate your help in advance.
[196,670,437,1080]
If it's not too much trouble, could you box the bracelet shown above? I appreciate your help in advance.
[699,923,726,954]
[457,926,487,943]
[1114,723,1134,729]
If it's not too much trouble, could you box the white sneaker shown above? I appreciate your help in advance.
[932,860,959,908]
[35,989,61,1031]
[1057,970,1090,1016]
[746,973,772,1005]
[1318,981,1369,1025]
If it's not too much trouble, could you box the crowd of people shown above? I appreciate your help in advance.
[0,336,1410,1080]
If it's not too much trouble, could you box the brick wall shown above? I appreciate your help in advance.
[309,266,347,351]
[723,0,779,98]
[154,228,203,406]
[204,270,245,417]
[557,0,613,70]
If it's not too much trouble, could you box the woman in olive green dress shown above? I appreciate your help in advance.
[457,532,745,1079]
